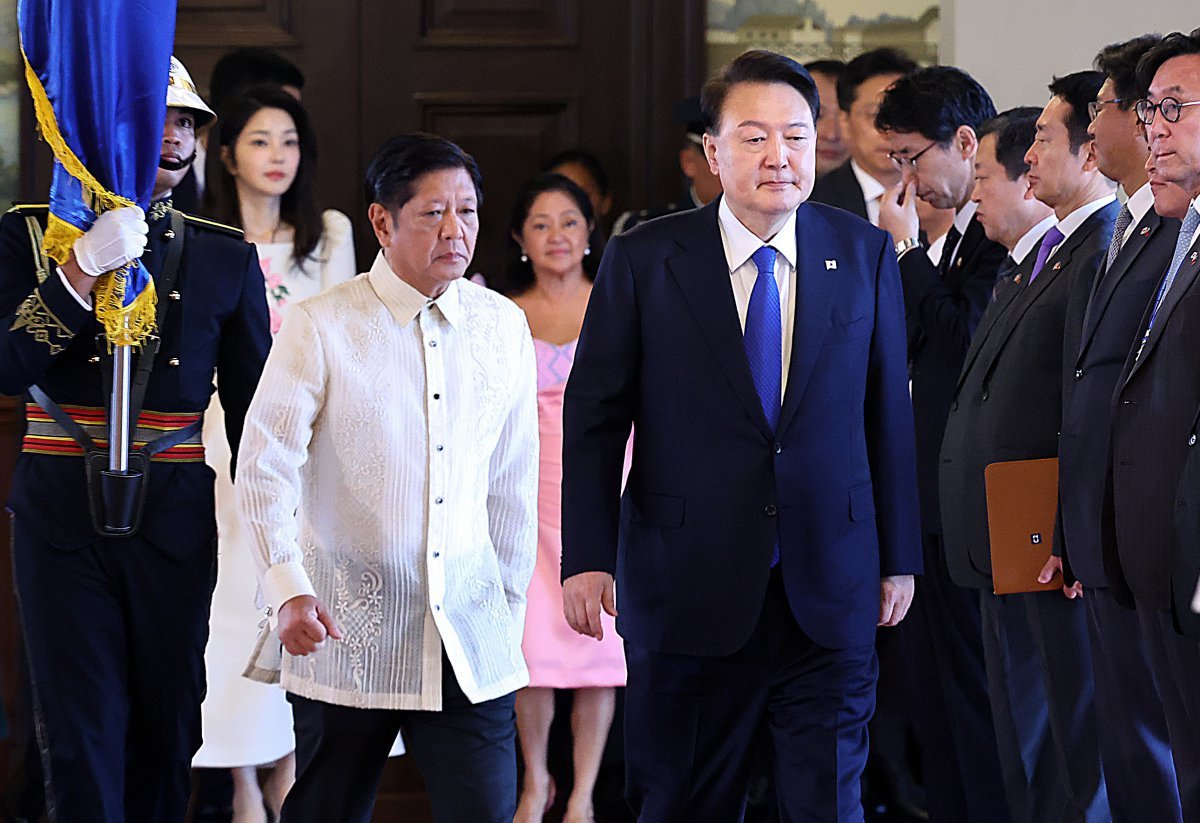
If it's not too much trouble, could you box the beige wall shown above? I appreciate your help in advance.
[942,1,1197,110]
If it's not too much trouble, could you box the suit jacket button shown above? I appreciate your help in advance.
[1191,434,1197,446]
[951,401,958,411]
[981,390,989,401]
[1074,369,1084,380]
[774,443,782,454]
[765,504,778,516]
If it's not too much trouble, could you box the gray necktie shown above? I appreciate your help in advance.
[1106,203,1133,271]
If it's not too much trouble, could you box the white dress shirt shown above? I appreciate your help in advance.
[1044,194,1117,258]
[718,196,797,393]
[1013,215,1059,265]
[850,160,887,227]
[1122,182,1155,247]
[237,252,539,710]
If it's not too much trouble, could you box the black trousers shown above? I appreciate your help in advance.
[10,520,215,823]
[1085,590,1180,823]
[980,591,1108,823]
[1136,606,1200,823]
[623,568,877,822]
[282,655,518,823]
[900,532,1010,823]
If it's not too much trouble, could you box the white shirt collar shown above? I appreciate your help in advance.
[717,196,798,273]
[953,200,977,236]
[367,251,462,327]
[849,159,887,204]
[1056,194,1117,245]
[1124,181,1155,227]
[1013,215,1058,265]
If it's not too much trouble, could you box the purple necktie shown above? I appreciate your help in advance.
[1029,226,1065,284]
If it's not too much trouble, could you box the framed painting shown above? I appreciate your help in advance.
[707,0,939,71]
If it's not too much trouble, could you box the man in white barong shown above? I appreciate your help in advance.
[236,133,539,823]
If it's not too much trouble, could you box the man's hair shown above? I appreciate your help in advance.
[1135,28,1200,97]
[1095,34,1164,103]
[544,149,611,197]
[836,48,917,113]
[805,59,846,80]
[876,66,996,143]
[210,47,305,112]
[1048,71,1106,152]
[977,107,1043,181]
[701,49,820,134]
[364,133,483,213]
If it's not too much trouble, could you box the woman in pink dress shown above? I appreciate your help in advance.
[506,173,627,823]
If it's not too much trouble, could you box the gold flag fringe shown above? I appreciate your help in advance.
[22,47,157,348]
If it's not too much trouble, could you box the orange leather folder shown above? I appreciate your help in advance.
[984,458,1062,595]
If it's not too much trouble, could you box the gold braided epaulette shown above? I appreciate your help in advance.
[181,212,244,239]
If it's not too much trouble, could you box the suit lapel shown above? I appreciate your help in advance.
[667,204,775,439]
[954,254,1029,395]
[1124,231,1200,385]
[778,204,839,437]
[1076,210,1162,366]
[974,211,1106,384]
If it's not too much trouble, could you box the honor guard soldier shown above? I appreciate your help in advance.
[611,97,723,235]
[0,57,271,822]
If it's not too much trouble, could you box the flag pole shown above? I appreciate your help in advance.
[108,339,132,473]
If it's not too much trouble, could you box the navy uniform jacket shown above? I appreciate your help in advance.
[612,188,703,236]
[1058,208,1178,587]
[940,202,1117,589]
[0,203,271,558]
[561,199,921,655]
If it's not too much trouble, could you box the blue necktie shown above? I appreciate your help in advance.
[746,245,781,567]
[745,246,781,430]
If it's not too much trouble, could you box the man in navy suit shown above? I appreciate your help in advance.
[808,48,916,224]
[1108,29,1200,821]
[940,71,1118,823]
[872,66,1010,823]
[561,49,922,822]
[1052,35,1182,823]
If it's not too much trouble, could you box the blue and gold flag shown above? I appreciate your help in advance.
[17,0,177,346]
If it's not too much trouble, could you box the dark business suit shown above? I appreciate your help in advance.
[562,198,921,821]
[1058,201,1181,823]
[808,160,870,221]
[0,203,270,822]
[940,200,1118,823]
[1109,213,1200,822]
[898,214,1011,823]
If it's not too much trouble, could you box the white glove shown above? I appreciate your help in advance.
[72,206,149,277]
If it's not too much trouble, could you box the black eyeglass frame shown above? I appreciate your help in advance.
[1136,96,1200,125]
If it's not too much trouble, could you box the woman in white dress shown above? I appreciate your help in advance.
[193,85,357,823]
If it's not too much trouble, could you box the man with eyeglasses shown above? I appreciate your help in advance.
[940,69,1118,823]
[870,65,1010,823]
[1107,28,1200,823]
[809,48,916,225]
[1051,34,1185,823]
